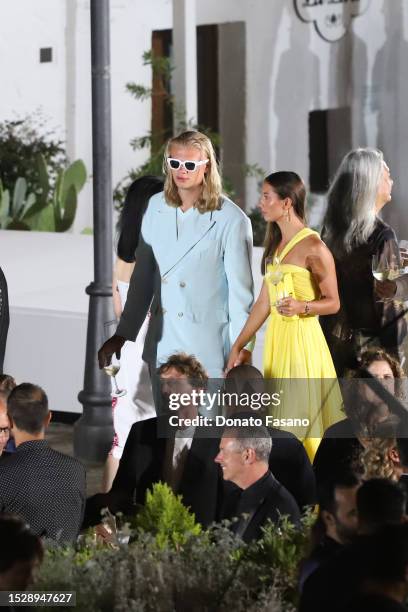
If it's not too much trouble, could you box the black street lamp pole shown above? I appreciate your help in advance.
[74,0,114,462]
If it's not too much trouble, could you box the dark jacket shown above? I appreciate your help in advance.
[0,267,9,374]
[220,414,316,510]
[313,419,363,486]
[321,219,407,374]
[0,440,86,542]
[299,535,343,592]
[223,471,300,543]
[267,427,316,509]
[84,417,222,528]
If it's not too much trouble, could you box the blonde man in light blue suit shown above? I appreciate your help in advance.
[99,131,255,398]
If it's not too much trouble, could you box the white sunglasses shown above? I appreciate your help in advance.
[167,158,209,172]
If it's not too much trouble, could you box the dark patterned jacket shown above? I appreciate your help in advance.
[0,440,86,542]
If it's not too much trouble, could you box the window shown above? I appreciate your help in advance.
[40,47,53,63]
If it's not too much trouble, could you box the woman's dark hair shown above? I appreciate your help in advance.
[116,176,164,262]
[261,171,307,273]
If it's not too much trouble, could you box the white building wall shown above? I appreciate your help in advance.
[1,0,408,234]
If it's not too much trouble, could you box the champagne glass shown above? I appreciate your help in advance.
[103,321,126,398]
[399,240,408,273]
[372,253,391,282]
[372,253,396,303]
[264,256,284,306]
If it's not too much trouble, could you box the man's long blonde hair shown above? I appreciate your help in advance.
[163,131,222,213]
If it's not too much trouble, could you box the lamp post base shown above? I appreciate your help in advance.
[74,396,113,463]
[74,282,115,463]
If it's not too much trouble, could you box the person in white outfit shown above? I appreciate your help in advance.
[102,176,164,491]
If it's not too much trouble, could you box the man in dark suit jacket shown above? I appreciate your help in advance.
[215,424,300,543]
[223,366,316,510]
[0,384,86,543]
[84,353,222,528]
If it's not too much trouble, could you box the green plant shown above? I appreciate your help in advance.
[0,177,36,230]
[242,511,315,606]
[133,482,201,550]
[0,115,66,195]
[248,206,266,247]
[245,163,267,246]
[32,503,314,611]
[0,154,86,231]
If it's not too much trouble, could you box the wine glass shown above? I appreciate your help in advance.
[372,253,391,283]
[399,240,408,274]
[103,320,126,398]
[264,256,284,307]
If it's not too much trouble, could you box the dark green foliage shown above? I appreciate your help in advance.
[0,115,66,196]
[133,482,201,550]
[34,484,312,611]
[248,206,267,247]
[0,155,87,231]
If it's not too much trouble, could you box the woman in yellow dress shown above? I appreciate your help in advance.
[227,171,343,459]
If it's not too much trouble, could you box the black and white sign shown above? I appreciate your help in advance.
[294,0,371,42]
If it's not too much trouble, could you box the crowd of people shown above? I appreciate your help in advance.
[1,129,408,609]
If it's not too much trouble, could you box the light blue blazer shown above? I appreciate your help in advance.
[116,192,254,377]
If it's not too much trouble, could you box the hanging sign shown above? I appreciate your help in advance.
[294,0,371,42]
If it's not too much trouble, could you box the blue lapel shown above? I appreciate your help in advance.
[155,205,216,277]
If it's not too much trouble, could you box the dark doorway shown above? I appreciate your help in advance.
[309,107,351,193]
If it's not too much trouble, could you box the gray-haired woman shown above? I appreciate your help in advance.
[320,148,407,376]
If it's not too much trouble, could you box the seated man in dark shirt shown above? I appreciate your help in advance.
[299,474,360,590]
[224,365,316,510]
[215,424,300,543]
[299,478,407,612]
[0,383,86,543]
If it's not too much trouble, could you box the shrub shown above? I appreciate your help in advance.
[33,485,306,611]
[0,115,66,195]
[133,482,201,550]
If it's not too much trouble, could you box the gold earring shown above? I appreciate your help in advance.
[285,209,291,222]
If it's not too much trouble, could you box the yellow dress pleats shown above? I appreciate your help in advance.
[263,228,343,460]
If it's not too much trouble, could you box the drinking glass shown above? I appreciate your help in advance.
[399,240,408,273]
[372,253,391,283]
[103,320,126,398]
[264,256,284,306]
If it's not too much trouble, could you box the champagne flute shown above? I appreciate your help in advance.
[264,256,284,306]
[399,240,408,274]
[103,321,126,398]
[372,253,396,303]
[372,253,391,283]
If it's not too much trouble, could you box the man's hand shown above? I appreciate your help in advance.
[98,335,126,369]
[374,279,397,300]
[94,522,114,544]
[237,348,252,366]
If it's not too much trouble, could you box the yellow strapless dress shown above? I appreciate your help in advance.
[263,228,343,460]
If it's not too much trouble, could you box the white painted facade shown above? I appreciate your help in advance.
[1,0,407,234]
[0,0,407,413]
